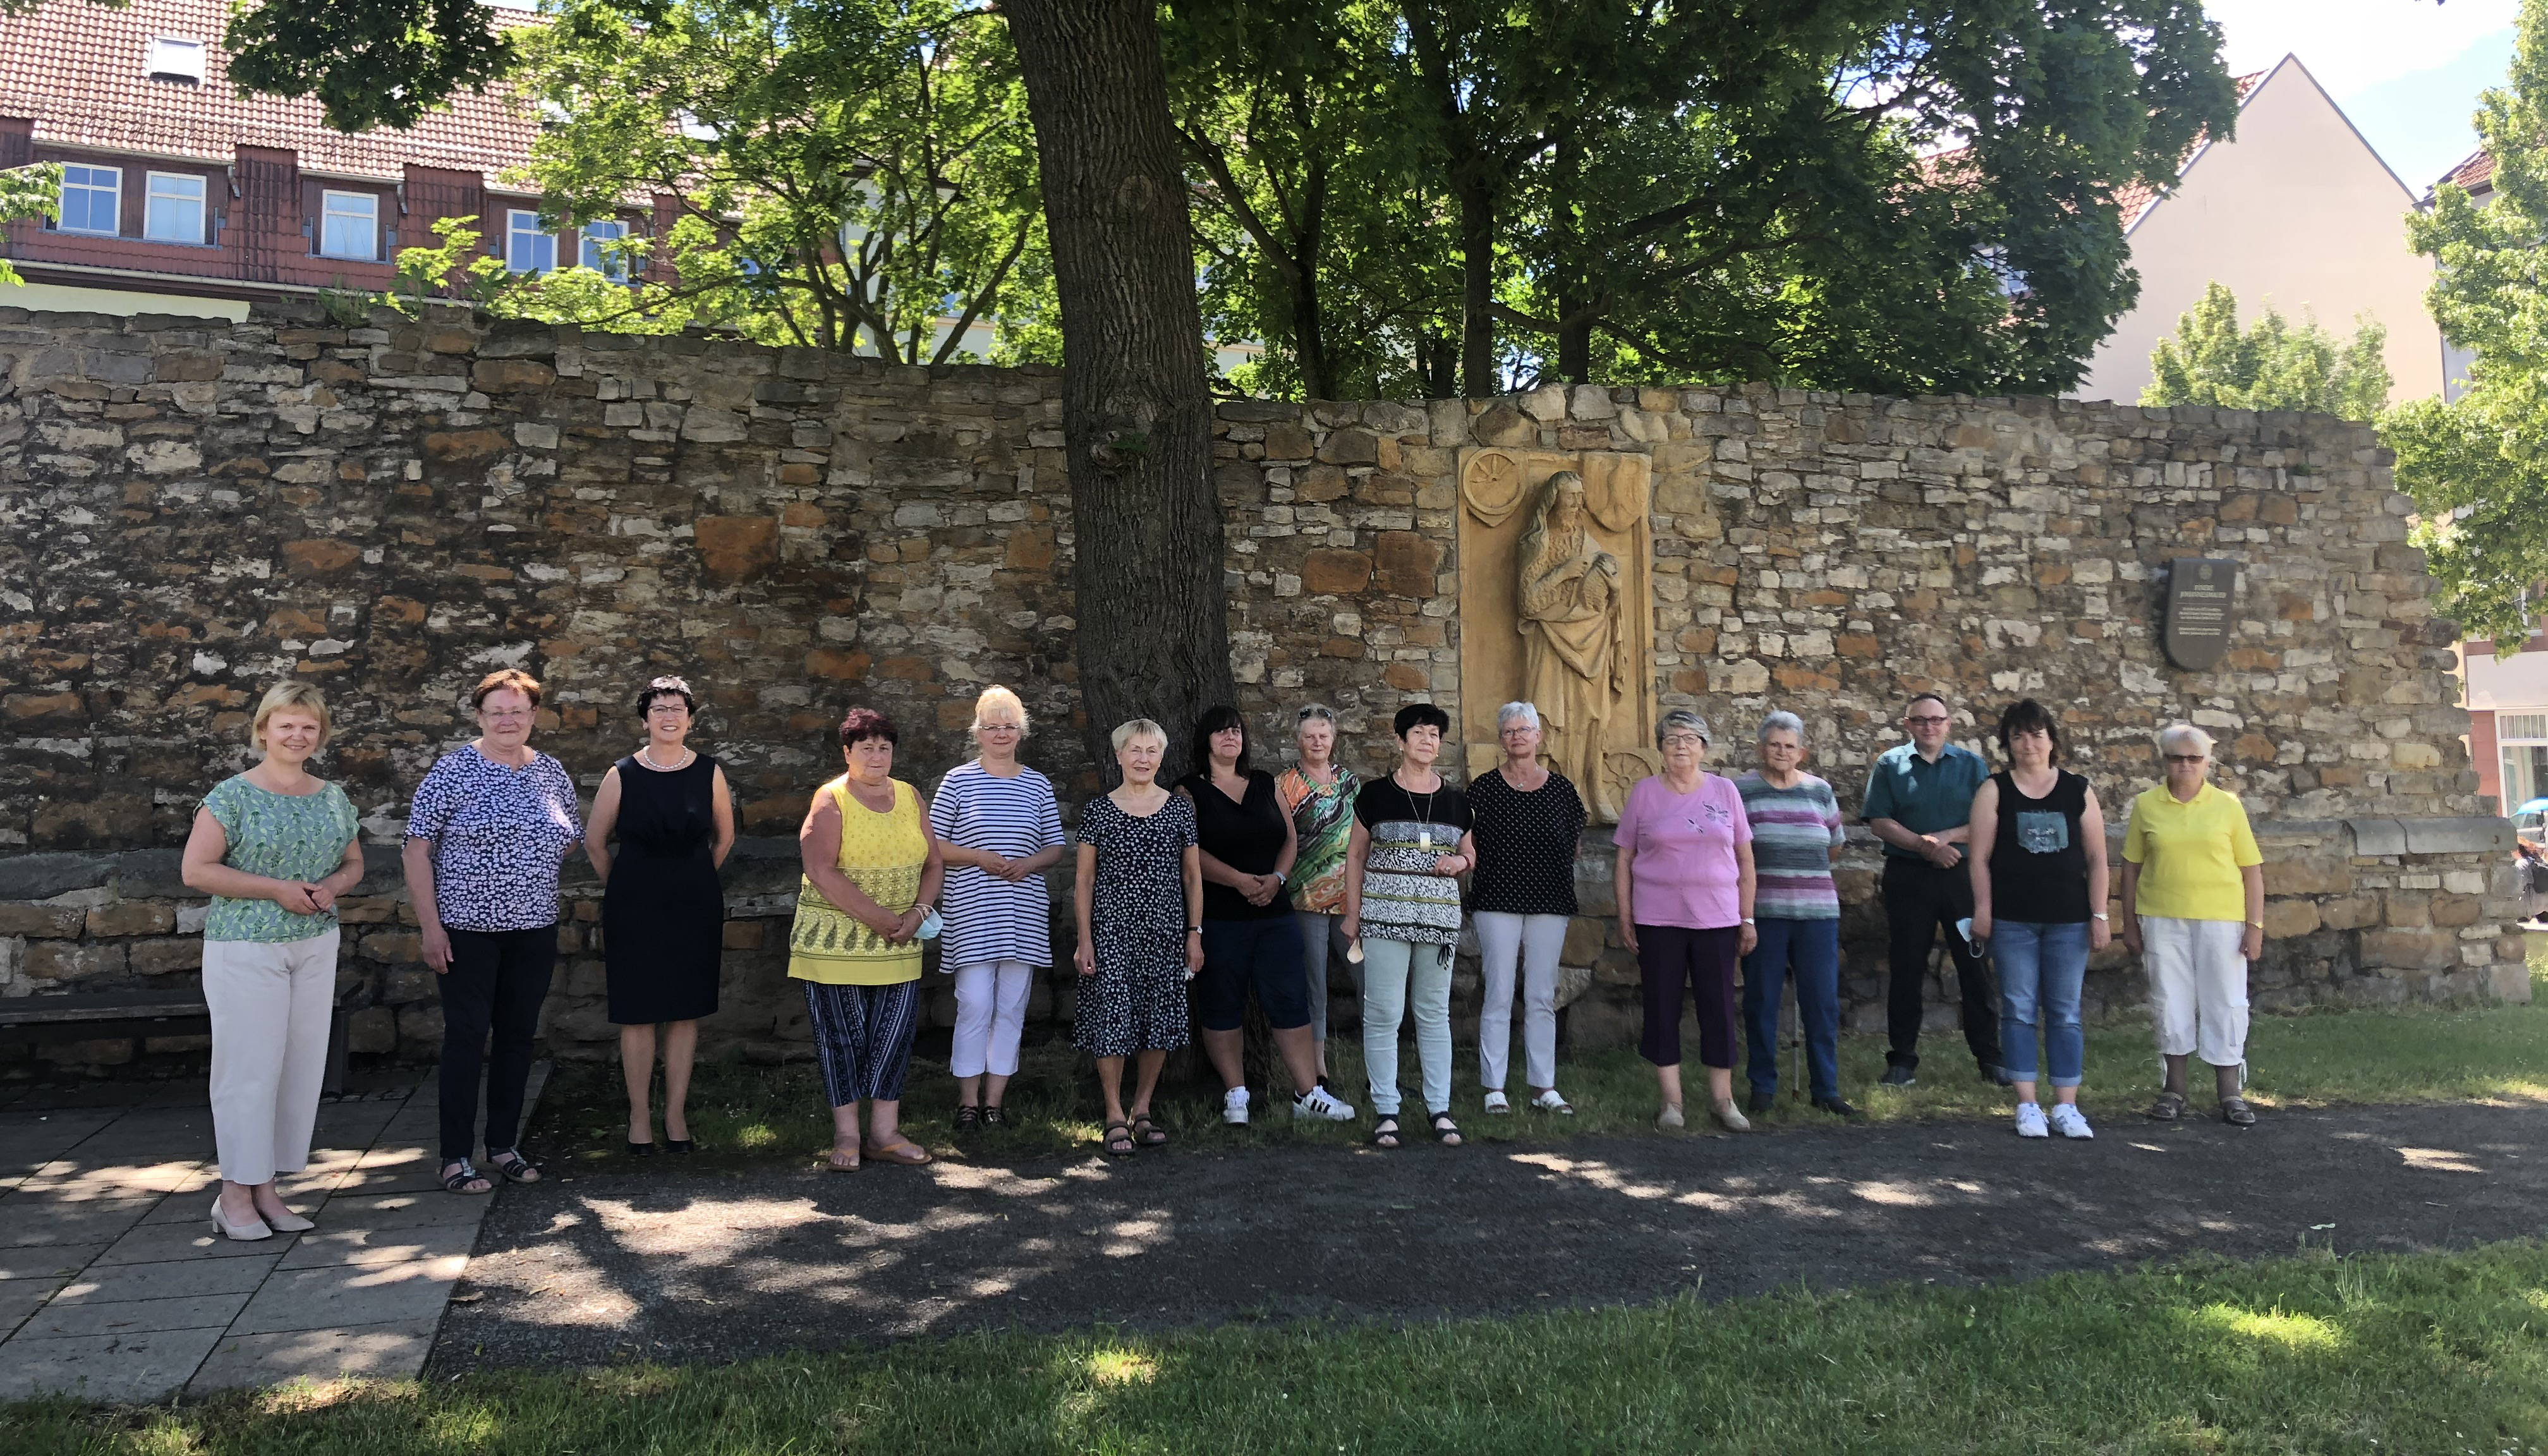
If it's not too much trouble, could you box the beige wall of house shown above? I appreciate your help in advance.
[2076,56,2442,408]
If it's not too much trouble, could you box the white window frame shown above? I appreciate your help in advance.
[143,171,207,245]
[145,36,206,83]
[578,219,630,281]
[57,164,121,236]
[2502,715,2548,809]
[317,190,377,260]
[506,209,556,274]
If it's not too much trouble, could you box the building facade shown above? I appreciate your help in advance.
[2074,55,2444,408]
[0,0,645,318]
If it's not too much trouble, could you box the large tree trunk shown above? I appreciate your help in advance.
[1455,169,1497,397]
[1004,0,1234,785]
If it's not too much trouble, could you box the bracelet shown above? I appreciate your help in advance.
[2091,913,2108,921]
[1186,926,1203,935]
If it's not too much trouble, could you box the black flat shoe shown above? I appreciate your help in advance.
[953,1105,982,1134]
[664,1139,694,1155]
[1812,1096,1862,1119]
[1745,1088,1776,1115]
[626,1140,658,1157]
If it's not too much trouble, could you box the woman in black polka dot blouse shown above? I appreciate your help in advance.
[1466,701,1586,1117]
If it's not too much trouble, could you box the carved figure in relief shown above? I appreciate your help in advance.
[1517,470,1629,820]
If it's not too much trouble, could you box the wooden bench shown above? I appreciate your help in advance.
[0,990,349,1095]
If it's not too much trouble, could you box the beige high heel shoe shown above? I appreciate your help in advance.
[208,1195,272,1242]
[260,1204,315,1233]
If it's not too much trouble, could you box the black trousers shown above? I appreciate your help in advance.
[439,926,557,1163]
[1879,859,2001,1072]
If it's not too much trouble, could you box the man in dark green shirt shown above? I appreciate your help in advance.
[1860,693,2007,1088]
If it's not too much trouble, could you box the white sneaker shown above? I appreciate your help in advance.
[2049,1103,2095,1139]
[1483,1089,1512,1115]
[1292,1084,1356,1120]
[2014,1102,2049,1139]
[1222,1087,1250,1125]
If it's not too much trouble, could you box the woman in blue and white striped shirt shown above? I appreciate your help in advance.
[930,686,1066,1130]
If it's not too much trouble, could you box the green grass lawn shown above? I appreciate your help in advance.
[539,961,2548,1167]
[15,1240,2547,1453]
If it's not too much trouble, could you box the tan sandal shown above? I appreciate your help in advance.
[822,1143,861,1172]
[863,1138,933,1166]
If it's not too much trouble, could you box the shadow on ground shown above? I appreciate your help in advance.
[432,1099,2548,1374]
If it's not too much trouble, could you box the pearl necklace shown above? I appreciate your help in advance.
[639,744,693,772]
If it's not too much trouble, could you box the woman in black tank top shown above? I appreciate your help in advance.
[1967,700,2110,1141]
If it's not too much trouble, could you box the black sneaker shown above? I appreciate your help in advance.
[1980,1064,2017,1087]
[1812,1096,1862,1118]
[1744,1088,1776,1115]
[1878,1064,1917,1088]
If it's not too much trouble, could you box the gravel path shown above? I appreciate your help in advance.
[430,1100,2547,1374]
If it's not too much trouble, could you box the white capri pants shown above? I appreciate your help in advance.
[950,959,1034,1079]
[1474,911,1567,1092]
[2140,915,2249,1069]
[205,930,338,1186]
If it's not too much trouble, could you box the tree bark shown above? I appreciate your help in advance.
[1004,0,1234,784]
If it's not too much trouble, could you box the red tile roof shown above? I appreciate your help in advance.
[0,0,541,186]
[2437,147,2496,197]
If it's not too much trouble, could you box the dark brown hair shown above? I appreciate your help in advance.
[636,675,697,717]
[1995,698,2063,756]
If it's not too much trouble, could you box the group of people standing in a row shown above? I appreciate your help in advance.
[177,670,2269,1234]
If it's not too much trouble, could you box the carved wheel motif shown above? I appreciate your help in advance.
[1462,449,1529,527]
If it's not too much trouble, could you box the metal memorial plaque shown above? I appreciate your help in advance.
[2163,557,2236,671]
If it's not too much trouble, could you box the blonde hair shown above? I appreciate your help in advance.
[1110,718,1167,754]
[250,681,332,753]
[971,685,1030,739]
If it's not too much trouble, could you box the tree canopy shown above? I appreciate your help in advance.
[2386,0,2548,650]
[2140,280,2391,421]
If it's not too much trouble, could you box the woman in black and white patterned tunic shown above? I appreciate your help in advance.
[1072,719,1203,1156]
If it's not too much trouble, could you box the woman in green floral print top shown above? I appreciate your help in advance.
[180,682,363,1241]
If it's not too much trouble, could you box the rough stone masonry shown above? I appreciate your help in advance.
[0,302,2520,1077]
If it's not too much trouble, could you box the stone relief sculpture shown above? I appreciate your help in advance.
[1516,470,1630,820]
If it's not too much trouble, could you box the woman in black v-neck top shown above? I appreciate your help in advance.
[1175,707,1356,1126]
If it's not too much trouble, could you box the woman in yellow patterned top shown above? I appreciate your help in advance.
[791,707,944,1170]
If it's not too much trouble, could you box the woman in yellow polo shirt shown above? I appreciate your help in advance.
[791,707,945,1169]
[2119,723,2265,1126]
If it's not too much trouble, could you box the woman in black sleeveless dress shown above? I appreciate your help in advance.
[585,677,736,1155]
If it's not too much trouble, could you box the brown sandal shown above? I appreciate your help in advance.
[2145,1091,2187,1121]
[1101,1122,1136,1157]
[1131,1114,1168,1148]
[862,1138,933,1166]
[822,1143,861,1172]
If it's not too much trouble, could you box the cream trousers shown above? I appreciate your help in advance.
[205,931,337,1186]
[2139,915,2249,1069]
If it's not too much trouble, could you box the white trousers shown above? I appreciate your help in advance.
[950,959,1034,1079]
[2140,915,2249,1068]
[205,931,337,1186]
[1474,911,1568,1091]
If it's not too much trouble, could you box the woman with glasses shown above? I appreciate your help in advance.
[1274,704,1360,1090]
[2120,724,2267,1126]
[1967,699,2110,1141]
[404,669,585,1195]
[1615,710,1756,1132]
[585,676,734,1156]
[1465,701,1585,1116]
[930,686,1066,1131]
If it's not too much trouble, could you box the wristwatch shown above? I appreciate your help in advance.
[2091,913,2109,921]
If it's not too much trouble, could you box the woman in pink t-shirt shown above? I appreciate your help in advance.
[1613,708,1757,1133]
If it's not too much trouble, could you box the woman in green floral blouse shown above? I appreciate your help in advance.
[180,682,363,1241]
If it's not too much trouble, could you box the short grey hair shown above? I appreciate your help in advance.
[2157,723,2215,758]
[1110,718,1167,754]
[1657,708,1709,748]
[1498,701,1541,731]
[1757,710,1804,745]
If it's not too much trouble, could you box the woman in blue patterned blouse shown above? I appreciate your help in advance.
[403,669,585,1196]
[181,682,363,1241]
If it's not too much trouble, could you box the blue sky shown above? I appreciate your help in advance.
[2212,0,2520,190]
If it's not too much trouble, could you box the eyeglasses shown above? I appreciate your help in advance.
[2165,754,2208,765]
[645,703,688,715]
[978,723,1022,733]
[1498,725,1538,737]
[1659,734,1704,749]
[1905,716,1950,727]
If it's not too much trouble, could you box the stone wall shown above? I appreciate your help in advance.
[0,303,2521,1078]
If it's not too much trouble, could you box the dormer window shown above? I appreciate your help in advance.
[146,37,205,83]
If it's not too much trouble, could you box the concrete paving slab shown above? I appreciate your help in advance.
[0,1242,110,1282]
[94,1215,298,1266]
[188,1318,440,1395]
[51,1253,282,1304]
[277,1224,479,1270]
[231,1257,466,1335]
[315,1190,492,1232]
[16,1290,251,1340]
[0,1194,156,1249]
[0,1325,229,1405]
[0,1280,66,1338]
[18,1158,211,1200]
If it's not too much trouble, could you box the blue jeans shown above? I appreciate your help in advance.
[1993,921,2087,1088]
[1741,918,1841,1100]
